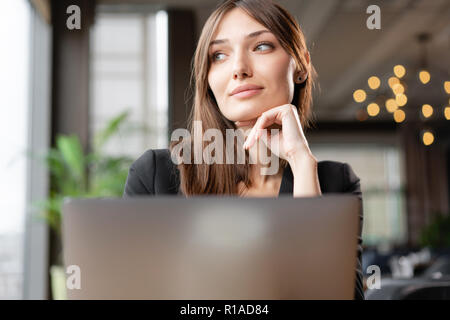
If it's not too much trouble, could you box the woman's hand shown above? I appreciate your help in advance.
[235,104,322,197]
[237,104,313,164]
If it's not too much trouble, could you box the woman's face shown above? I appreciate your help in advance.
[207,8,297,122]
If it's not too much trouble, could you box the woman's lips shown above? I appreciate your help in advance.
[231,88,263,99]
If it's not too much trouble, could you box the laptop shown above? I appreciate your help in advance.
[61,195,360,299]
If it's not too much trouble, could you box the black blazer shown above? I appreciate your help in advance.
[123,148,364,300]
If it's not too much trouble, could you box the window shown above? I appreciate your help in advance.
[0,0,31,299]
[310,142,407,246]
[89,9,169,158]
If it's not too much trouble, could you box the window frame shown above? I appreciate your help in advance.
[22,3,52,300]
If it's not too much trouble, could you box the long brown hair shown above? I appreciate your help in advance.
[170,0,317,196]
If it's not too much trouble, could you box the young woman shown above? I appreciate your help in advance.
[124,0,364,300]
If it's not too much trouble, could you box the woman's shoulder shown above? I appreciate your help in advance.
[123,149,179,196]
[317,160,361,196]
[131,148,173,170]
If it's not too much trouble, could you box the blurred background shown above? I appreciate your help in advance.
[0,0,449,299]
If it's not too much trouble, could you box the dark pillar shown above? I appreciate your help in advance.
[167,9,197,135]
[51,0,95,150]
[49,0,95,299]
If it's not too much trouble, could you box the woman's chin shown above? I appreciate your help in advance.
[232,110,262,122]
[223,103,276,123]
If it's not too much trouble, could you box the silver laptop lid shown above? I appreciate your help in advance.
[62,195,360,299]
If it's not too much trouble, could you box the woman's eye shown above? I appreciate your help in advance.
[212,52,226,61]
[255,43,273,51]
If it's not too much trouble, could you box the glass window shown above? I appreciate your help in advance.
[310,143,407,246]
[0,0,31,299]
[89,10,169,158]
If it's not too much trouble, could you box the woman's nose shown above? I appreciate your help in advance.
[233,69,251,80]
[232,51,252,80]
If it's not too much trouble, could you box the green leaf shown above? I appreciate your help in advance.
[45,149,65,179]
[420,212,450,249]
[93,110,130,151]
[34,197,64,235]
[56,135,86,186]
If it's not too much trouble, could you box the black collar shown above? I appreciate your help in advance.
[278,162,293,195]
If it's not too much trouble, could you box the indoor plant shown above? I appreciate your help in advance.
[35,111,135,299]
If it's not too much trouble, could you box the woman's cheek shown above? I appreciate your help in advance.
[210,68,223,88]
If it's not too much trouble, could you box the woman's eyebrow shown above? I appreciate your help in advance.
[209,30,272,47]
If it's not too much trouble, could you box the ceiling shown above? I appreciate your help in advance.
[93,0,450,121]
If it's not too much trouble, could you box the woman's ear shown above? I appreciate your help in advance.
[295,70,308,84]
[305,51,310,67]
[294,51,311,84]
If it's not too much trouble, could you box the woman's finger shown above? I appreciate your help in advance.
[245,105,291,149]
[253,105,293,138]
[259,128,281,158]
[244,117,265,149]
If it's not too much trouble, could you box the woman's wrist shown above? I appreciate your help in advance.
[286,148,317,173]
[287,149,322,197]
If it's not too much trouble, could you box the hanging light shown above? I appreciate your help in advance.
[393,109,405,123]
[393,65,406,78]
[368,76,381,90]
[445,81,450,94]
[388,77,400,88]
[422,130,434,146]
[395,93,408,106]
[422,104,433,118]
[385,99,398,113]
[419,70,431,84]
[367,103,380,116]
[351,32,446,146]
[353,89,366,103]
[392,83,405,95]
